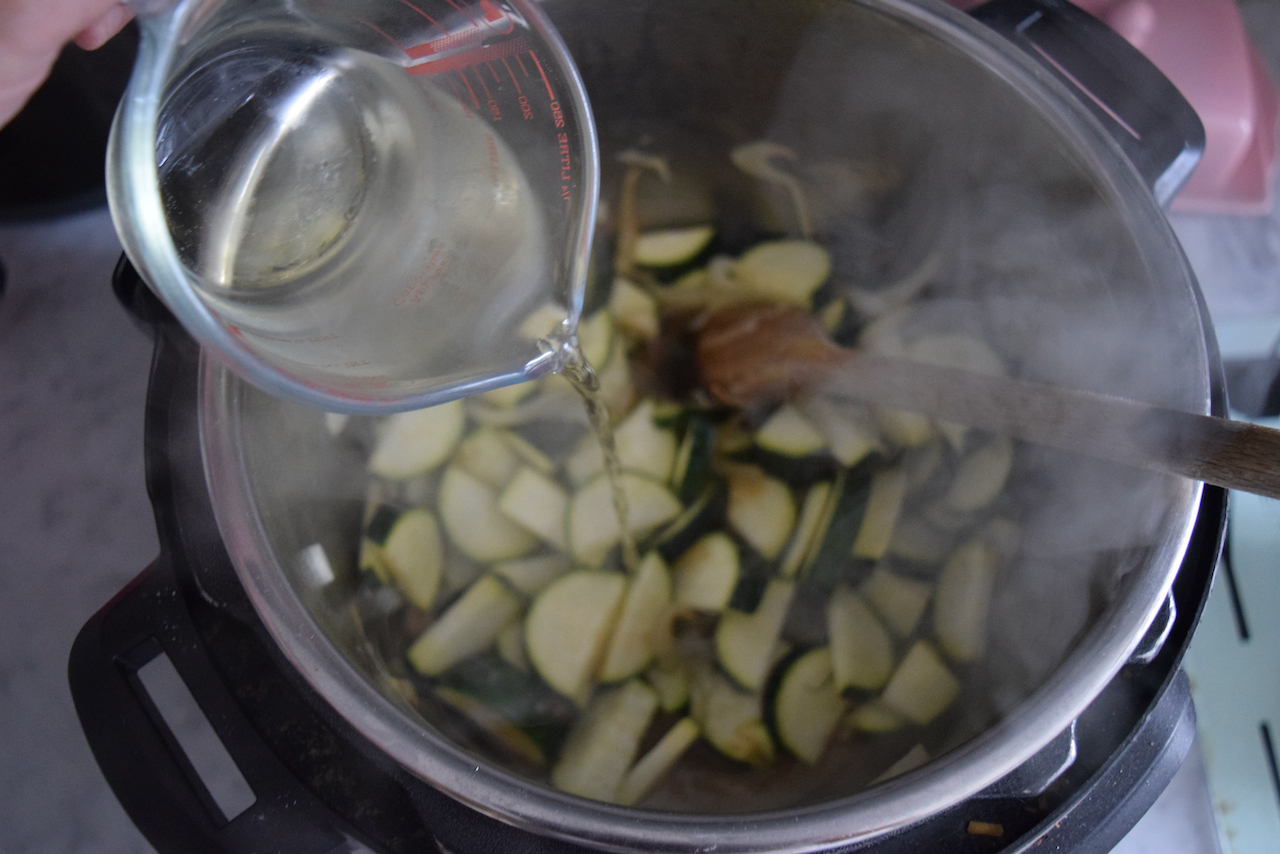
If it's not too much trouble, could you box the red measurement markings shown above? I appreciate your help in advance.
[456,70,481,111]
[558,132,571,204]
[528,49,556,101]
[529,51,565,129]
[479,0,515,34]
[501,57,534,120]
[469,66,501,120]
[406,28,480,60]
[406,35,530,76]
[396,244,451,306]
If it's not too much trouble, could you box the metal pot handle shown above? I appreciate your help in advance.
[970,0,1205,206]
[68,557,376,854]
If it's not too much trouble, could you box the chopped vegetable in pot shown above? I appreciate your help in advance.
[334,143,1024,809]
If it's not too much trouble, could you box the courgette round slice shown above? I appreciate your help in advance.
[525,570,628,704]
[552,679,659,801]
[634,225,715,268]
[368,400,466,480]
[826,585,894,693]
[381,508,445,611]
[880,641,960,726]
[599,553,672,682]
[567,472,683,567]
[734,240,830,308]
[671,531,740,612]
[725,465,796,560]
[439,466,540,563]
[408,575,522,676]
[772,647,847,764]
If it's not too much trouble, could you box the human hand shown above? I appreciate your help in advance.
[0,0,135,128]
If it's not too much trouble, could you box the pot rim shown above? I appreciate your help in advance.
[199,0,1210,850]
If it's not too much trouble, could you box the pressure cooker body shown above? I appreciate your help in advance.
[69,258,1226,854]
[72,0,1223,851]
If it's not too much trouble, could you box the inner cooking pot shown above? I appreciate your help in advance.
[196,0,1211,850]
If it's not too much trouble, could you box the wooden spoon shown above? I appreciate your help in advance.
[696,302,1280,501]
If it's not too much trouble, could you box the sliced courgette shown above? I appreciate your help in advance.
[453,427,524,490]
[652,483,727,564]
[616,400,679,482]
[646,661,693,712]
[368,400,466,480]
[517,301,570,342]
[491,554,571,597]
[496,618,529,670]
[670,414,717,503]
[525,570,628,703]
[779,481,834,579]
[634,225,716,268]
[772,647,847,764]
[871,404,935,448]
[852,466,908,561]
[577,310,615,371]
[803,467,872,592]
[671,531,740,612]
[551,679,659,802]
[380,508,445,611]
[907,333,1006,452]
[826,585,895,693]
[567,471,683,567]
[934,539,999,663]
[567,399,675,488]
[846,698,907,733]
[803,399,882,467]
[726,465,796,560]
[610,276,660,341]
[727,548,774,613]
[599,553,672,682]
[616,716,700,805]
[879,641,960,726]
[481,380,540,409]
[715,579,796,692]
[887,515,955,565]
[690,668,774,766]
[755,404,827,458]
[944,435,1015,513]
[860,564,932,638]
[439,465,539,562]
[359,537,391,584]
[497,466,569,550]
[734,240,831,308]
[408,575,523,675]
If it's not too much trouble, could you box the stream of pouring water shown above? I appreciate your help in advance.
[545,332,641,573]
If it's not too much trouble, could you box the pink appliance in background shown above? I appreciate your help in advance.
[949,0,1280,214]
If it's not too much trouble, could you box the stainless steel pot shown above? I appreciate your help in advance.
[79,0,1222,852]
[181,0,1218,851]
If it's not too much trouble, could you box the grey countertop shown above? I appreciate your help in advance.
[2,3,1280,851]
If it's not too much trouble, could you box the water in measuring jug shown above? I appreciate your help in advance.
[154,28,552,394]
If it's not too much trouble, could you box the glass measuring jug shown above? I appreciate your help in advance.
[107,0,599,413]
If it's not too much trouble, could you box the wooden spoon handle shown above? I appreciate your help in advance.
[825,351,1280,501]
[694,302,1280,499]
